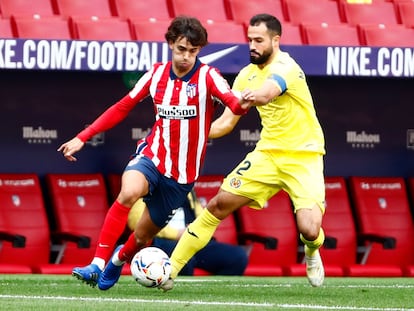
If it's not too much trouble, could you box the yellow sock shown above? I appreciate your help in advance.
[170,209,221,278]
[300,228,325,256]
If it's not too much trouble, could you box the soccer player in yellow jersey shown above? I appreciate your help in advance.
[161,13,326,290]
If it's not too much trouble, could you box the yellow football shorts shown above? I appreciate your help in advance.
[221,149,326,213]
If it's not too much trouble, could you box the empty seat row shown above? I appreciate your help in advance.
[0,15,247,43]
[0,0,413,26]
[1,172,414,276]
[1,14,414,47]
[0,173,109,274]
[0,0,413,44]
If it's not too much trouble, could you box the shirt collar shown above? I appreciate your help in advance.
[170,58,202,82]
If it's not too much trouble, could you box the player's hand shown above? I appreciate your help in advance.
[241,89,256,102]
[239,89,255,110]
[57,137,85,162]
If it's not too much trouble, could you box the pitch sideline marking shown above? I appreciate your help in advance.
[0,294,413,311]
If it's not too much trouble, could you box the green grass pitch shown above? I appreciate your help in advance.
[0,274,413,310]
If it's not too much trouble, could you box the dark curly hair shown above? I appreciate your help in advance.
[250,13,282,37]
[165,15,208,47]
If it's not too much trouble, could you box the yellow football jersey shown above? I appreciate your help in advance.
[233,51,325,154]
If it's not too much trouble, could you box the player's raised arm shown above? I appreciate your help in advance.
[57,137,85,162]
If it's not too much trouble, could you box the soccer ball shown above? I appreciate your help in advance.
[130,247,172,288]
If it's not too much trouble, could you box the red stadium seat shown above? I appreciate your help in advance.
[170,0,230,22]
[358,23,414,47]
[237,191,298,276]
[0,174,49,273]
[70,16,133,41]
[0,18,13,38]
[111,0,172,21]
[203,20,247,44]
[226,0,287,25]
[131,19,171,42]
[396,2,414,28]
[347,176,414,276]
[45,173,109,266]
[282,0,343,26]
[319,177,358,276]
[279,23,304,45]
[11,15,71,39]
[54,0,114,18]
[0,0,55,18]
[301,22,360,46]
[0,174,76,274]
[341,1,399,26]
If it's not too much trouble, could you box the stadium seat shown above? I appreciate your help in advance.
[346,176,414,276]
[340,1,400,26]
[11,15,72,39]
[282,0,343,26]
[358,23,414,47]
[301,22,360,46]
[0,0,56,18]
[70,16,133,41]
[318,177,358,276]
[131,19,171,42]
[203,20,247,44]
[225,0,287,25]
[54,0,114,18]
[169,0,230,22]
[111,0,172,21]
[0,174,49,273]
[0,174,76,274]
[279,23,304,45]
[45,173,109,266]
[396,2,414,28]
[0,18,13,38]
[236,191,298,276]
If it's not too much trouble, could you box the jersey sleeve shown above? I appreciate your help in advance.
[267,57,299,94]
[76,69,154,142]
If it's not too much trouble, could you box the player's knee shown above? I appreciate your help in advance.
[117,188,141,207]
[300,226,320,242]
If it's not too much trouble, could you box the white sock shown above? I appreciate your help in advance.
[91,258,105,271]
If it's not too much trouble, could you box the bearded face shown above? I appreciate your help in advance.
[250,46,273,65]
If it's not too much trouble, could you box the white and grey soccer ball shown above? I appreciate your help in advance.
[130,247,172,288]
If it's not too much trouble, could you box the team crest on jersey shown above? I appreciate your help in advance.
[186,83,197,98]
[229,177,242,188]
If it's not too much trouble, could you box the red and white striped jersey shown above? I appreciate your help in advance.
[77,60,244,184]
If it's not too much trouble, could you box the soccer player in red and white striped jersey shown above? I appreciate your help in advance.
[58,16,250,290]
